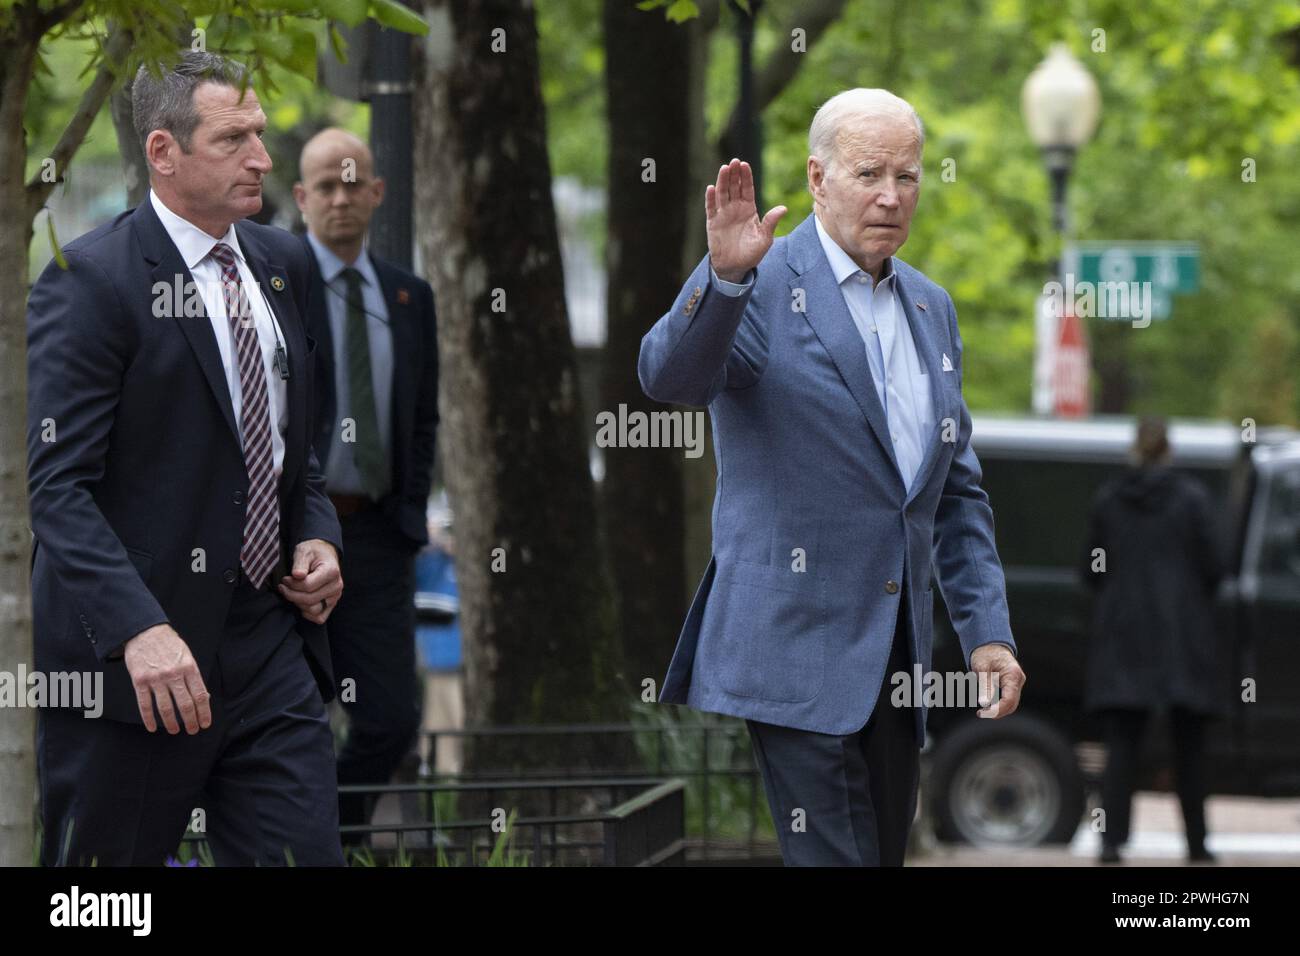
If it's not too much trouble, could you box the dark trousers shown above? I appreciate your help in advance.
[329,506,421,836]
[745,589,920,866]
[1099,706,1209,854]
[38,576,344,866]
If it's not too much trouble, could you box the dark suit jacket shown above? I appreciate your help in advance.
[26,199,344,724]
[301,237,439,548]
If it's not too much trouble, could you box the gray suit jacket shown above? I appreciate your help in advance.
[638,212,1016,742]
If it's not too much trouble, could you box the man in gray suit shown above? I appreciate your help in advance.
[639,88,1026,866]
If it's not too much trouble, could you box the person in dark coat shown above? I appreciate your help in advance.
[1081,415,1225,864]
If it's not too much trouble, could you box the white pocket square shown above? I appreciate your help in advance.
[941,353,954,372]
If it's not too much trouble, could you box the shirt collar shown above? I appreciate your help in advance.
[814,213,895,288]
[148,189,246,271]
[306,230,379,291]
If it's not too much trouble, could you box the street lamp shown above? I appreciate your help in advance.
[1021,43,1101,238]
[1022,43,1100,417]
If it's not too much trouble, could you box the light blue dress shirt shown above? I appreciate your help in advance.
[709,214,935,492]
[306,232,394,496]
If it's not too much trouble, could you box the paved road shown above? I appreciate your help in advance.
[910,793,1300,866]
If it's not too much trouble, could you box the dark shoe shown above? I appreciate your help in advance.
[1099,844,1121,864]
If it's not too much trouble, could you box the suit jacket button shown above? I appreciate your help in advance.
[223,569,237,584]
[885,580,899,594]
[233,491,246,505]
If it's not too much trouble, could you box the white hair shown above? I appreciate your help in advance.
[808,88,925,169]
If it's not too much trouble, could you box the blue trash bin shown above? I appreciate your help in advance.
[414,547,460,671]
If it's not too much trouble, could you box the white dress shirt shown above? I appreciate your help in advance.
[149,189,289,479]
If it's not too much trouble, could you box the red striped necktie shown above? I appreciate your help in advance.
[209,242,279,588]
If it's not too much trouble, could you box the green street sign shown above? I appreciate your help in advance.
[1062,242,1200,320]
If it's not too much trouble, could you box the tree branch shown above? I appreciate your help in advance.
[25,24,133,219]
[33,0,88,35]
[715,0,849,159]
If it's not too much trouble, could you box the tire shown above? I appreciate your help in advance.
[928,714,1085,846]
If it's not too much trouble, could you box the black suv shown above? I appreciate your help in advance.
[925,414,1300,847]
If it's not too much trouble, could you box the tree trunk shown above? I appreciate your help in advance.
[715,0,849,165]
[681,3,721,603]
[0,29,41,869]
[1093,321,1132,413]
[599,0,692,698]
[109,19,193,210]
[411,0,626,775]
[1,13,133,865]
[110,83,147,208]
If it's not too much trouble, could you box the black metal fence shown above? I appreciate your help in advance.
[408,719,781,863]
[339,776,686,866]
[179,718,780,865]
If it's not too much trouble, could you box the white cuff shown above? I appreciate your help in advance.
[709,264,755,297]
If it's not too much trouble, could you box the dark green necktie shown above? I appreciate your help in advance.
[342,267,389,499]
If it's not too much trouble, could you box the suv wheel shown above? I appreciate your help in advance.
[928,715,1084,847]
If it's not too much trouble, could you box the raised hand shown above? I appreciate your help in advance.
[706,158,787,283]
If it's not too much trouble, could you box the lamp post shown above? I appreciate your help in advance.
[1021,43,1100,415]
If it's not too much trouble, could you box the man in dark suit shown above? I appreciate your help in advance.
[292,128,439,843]
[27,52,346,866]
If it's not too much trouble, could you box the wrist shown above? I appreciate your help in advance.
[709,256,748,285]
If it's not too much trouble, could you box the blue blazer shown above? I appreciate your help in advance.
[26,200,343,724]
[638,213,1016,742]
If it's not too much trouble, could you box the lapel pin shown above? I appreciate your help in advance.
[916,300,927,311]
[397,287,411,305]
[270,276,285,292]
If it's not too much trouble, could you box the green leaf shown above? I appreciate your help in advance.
[329,23,349,65]
[282,26,319,78]
[206,12,253,49]
[47,212,68,271]
[254,30,295,66]
[321,0,369,28]
[369,0,429,35]
[664,0,699,22]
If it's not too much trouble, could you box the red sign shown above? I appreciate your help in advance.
[1053,308,1090,418]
